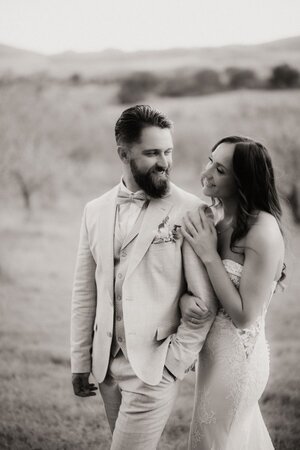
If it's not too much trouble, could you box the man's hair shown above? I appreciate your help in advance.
[115,105,172,146]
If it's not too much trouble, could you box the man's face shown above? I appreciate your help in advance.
[127,126,173,198]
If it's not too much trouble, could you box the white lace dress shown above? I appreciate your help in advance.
[188,259,275,450]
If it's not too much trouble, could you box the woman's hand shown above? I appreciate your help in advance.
[180,293,212,326]
[181,207,218,264]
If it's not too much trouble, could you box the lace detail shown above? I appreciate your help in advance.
[222,258,243,287]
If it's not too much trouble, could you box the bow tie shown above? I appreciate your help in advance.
[116,191,149,205]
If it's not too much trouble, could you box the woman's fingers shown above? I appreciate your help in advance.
[182,216,197,238]
[198,207,209,230]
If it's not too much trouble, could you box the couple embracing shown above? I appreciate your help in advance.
[71,105,285,449]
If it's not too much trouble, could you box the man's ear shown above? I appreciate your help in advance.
[118,146,130,164]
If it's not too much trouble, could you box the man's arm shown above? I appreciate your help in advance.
[165,239,218,380]
[71,206,97,384]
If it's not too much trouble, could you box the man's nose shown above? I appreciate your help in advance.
[157,153,168,169]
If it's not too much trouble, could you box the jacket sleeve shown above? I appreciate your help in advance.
[165,240,218,379]
[70,205,97,373]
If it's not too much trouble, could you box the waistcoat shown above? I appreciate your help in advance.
[111,204,148,358]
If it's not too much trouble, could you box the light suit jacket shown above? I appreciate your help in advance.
[71,182,217,385]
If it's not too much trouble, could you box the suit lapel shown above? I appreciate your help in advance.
[97,186,118,301]
[125,197,174,280]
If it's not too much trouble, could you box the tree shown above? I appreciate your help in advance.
[1,137,56,213]
[227,68,259,89]
[193,69,223,95]
[159,69,223,97]
[269,64,300,89]
[118,72,158,104]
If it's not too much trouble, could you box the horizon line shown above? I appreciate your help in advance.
[0,33,299,58]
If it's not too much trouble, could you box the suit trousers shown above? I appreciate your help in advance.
[99,351,180,450]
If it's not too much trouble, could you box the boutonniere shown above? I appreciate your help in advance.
[152,216,181,244]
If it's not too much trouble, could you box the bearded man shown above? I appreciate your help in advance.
[71,105,216,449]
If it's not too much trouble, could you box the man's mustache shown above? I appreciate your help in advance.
[148,165,170,175]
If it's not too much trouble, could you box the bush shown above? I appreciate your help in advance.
[227,68,259,89]
[269,64,300,89]
[159,69,223,97]
[117,72,158,104]
[193,69,223,95]
[69,73,82,85]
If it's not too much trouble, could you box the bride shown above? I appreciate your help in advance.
[180,136,285,450]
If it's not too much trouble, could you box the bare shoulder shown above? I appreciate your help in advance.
[246,211,284,256]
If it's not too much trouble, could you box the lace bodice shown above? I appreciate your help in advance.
[222,258,243,287]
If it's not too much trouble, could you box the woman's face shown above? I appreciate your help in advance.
[201,143,237,200]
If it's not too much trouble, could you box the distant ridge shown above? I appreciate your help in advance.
[0,35,299,78]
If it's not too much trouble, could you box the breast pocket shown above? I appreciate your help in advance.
[148,241,182,279]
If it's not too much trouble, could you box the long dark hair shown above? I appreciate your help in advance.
[210,136,285,280]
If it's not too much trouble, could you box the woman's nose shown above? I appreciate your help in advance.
[203,166,213,179]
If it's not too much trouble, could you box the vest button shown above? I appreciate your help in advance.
[121,251,127,257]
[117,337,123,342]
[118,273,123,279]
[117,295,122,301]
[117,316,122,321]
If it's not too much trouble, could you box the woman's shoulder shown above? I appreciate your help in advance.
[246,211,284,253]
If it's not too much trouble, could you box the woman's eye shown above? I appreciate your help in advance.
[208,157,213,164]
[217,167,225,175]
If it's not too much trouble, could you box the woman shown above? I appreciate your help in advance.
[180,136,285,450]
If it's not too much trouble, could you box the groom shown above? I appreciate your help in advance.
[71,105,217,449]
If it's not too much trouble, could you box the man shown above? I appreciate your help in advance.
[71,105,217,449]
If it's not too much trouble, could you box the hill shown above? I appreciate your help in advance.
[0,35,300,79]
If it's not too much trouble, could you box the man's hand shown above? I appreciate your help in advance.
[72,373,98,397]
[180,293,211,326]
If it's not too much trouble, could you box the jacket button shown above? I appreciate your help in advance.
[107,331,112,338]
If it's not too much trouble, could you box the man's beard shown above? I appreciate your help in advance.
[130,159,170,198]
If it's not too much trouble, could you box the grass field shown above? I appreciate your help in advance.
[0,200,299,450]
[1,85,300,449]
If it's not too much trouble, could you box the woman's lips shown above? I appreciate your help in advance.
[204,181,215,188]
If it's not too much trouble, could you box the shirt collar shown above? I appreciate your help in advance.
[120,177,144,196]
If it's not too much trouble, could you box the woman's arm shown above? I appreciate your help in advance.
[182,209,283,329]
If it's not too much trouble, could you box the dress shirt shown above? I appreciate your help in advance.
[116,179,147,242]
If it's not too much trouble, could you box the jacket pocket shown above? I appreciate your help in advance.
[156,323,178,341]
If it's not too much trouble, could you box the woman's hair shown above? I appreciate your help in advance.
[210,136,285,281]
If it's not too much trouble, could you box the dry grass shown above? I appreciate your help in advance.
[0,205,299,449]
[1,83,300,205]
[1,84,300,449]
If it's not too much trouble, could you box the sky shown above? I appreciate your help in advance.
[0,0,299,54]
